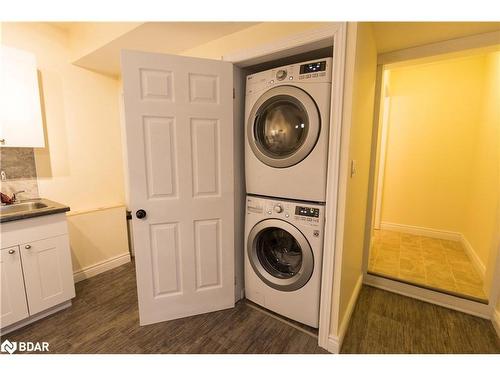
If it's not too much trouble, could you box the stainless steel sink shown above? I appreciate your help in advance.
[0,201,50,215]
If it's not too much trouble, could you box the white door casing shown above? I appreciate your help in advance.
[0,246,29,328]
[121,50,235,325]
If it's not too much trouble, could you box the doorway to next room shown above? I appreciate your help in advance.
[367,49,500,304]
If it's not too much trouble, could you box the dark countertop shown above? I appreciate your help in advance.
[0,198,70,223]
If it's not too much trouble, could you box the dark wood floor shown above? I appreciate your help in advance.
[3,261,499,354]
[3,261,325,354]
[341,286,500,354]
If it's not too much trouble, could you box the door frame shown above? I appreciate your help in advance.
[223,22,348,352]
[362,30,500,322]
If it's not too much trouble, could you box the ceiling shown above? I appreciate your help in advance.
[73,22,258,77]
[67,21,500,77]
[372,22,500,54]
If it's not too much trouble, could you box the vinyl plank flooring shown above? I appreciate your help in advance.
[4,262,498,354]
[2,261,327,354]
[341,286,500,354]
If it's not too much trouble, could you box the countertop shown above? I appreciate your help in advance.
[0,198,70,223]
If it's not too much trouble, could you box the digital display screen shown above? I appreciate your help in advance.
[295,206,320,218]
[299,61,326,74]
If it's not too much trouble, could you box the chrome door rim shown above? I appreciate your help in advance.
[247,219,314,292]
[247,85,320,168]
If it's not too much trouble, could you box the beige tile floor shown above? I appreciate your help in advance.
[368,229,487,300]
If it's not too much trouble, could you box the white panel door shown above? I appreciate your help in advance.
[20,235,75,315]
[0,246,29,328]
[121,50,234,325]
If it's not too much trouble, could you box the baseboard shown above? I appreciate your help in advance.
[326,274,363,354]
[380,222,462,241]
[460,235,486,279]
[493,309,500,338]
[73,252,131,283]
[380,222,486,280]
[326,335,341,354]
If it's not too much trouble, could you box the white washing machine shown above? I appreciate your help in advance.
[245,58,332,202]
[244,195,325,328]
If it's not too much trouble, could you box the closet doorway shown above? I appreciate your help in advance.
[363,33,500,318]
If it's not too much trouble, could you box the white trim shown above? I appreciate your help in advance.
[493,309,500,338]
[326,335,341,354]
[1,301,72,335]
[378,30,500,66]
[223,24,340,66]
[373,71,391,230]
[326,274,363,353]
[380,221,462,241]
[72,252,131,283]
[364,274,491,319]
[317,22,348,351]
[460,235,486,279]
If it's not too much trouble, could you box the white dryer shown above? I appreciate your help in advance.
[244,195,324,328]
[245,58,332,202]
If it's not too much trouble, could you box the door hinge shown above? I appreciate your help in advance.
[233,88,235,99]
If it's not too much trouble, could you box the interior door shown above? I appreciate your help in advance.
[121,50,235,325]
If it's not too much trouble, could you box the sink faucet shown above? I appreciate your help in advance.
[11,190,25,203]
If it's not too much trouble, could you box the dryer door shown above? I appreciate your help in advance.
[247,85,320,168]
[247,219,314,291]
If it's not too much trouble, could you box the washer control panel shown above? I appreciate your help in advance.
[247,197,323,227]
[246,57,333,95]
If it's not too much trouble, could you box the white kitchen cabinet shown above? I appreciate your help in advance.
[0,45,45,148]
[0,213,75,332]
[0,246,30,327]
[20,235,75,315]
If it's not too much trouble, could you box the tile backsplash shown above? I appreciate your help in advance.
[0,147,39,200]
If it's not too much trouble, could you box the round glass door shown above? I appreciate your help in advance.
[256,227,303,279]
[254,97,309,159]
[247,219,314,291]
[247,86,320,168]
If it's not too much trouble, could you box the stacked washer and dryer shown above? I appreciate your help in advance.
[244,58,333,328]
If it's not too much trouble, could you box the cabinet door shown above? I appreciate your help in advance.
[0,45,45,148]
[0,246,29,328]
[20,235,75,315]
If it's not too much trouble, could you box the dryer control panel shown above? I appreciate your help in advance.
[246,57,333,95]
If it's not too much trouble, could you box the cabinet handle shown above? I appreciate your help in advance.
[8,249,15,254]
[25,244,31,249]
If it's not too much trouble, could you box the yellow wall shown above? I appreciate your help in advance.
[1,22,129,275]
[333,23,377,334]
[380,52,500,290]
[466,51,500,294]
[67,206,129,276]
[381,55,485,233]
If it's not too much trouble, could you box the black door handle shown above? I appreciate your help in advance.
[136,209,147,219]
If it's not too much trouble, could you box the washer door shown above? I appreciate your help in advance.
[247,85,320,168]
[247,219,314,291]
